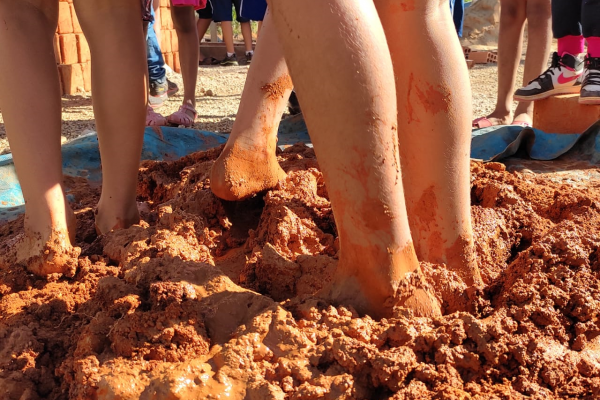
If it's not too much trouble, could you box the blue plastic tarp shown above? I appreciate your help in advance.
[1,115,599,222]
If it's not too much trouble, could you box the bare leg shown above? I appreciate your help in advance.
[513,0,552,125]
[482,0,527,125]
[197,18,212,62]
[74,0,147,233]
[221,21,236,54]
[257,21,263,38]
[269,0,440,318]
[375,0,482,287]
[211,11,288,200]
[0,0,79,275]
[241,21,253,53]
[171,5,198,113]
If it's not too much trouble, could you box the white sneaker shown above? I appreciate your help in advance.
[514,52,583,101]
[579,56,600,105]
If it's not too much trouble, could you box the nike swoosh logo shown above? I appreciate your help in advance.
[557,73,578,84]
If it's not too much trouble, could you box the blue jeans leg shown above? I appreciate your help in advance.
[147,9,166,84]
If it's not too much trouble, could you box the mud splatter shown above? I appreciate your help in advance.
[261,74,294,101]
[406,73,421,124]
[415,82,451,115]
[389,0,416,12]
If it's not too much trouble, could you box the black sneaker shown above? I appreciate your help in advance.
[167,79,179,97]
[220,53,239,66]
[579,56,600,105]
[288,90,301,115]
[149,80,168,108]
[245,52,253,64]
[514,52,583,101]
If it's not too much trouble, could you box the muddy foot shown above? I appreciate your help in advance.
[211,142,287,201]
[94,203,141,235]
[0,207,81,277]
[320,268,441,320]
[17,229,81,276]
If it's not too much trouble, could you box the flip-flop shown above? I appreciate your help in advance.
[472,117,499,129]
[511,120,532,128]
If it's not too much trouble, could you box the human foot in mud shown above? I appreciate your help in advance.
[210,14,292,201]
[94,199,141,235]
[211,139,287,201]
[3,201,81,277]
[321,246,441,319]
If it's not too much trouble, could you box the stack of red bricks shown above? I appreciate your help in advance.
[157,0,182,76]
[55,0,180,95]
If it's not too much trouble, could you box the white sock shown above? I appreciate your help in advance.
[246,50,254,56]
[227,52,235,57]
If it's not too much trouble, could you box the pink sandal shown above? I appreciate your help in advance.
[167,103,197,128]
[146,106,168,126]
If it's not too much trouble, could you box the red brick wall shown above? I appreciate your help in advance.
[55,0,180,95]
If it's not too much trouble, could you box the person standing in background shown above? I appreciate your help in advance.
[473,0,552,127]
[211,0,255,65]
[450,0,465,37]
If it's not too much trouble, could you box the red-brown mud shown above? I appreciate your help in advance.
[1,146,600,399]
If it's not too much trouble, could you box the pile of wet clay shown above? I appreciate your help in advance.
[1,144,599,399]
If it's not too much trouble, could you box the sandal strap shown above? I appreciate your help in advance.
[180,103,197,117]
[166,103,197,127]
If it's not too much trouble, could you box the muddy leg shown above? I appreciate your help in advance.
[375,0,482,287]
[269,0,440,319]
[74,0,147,233]
[210,11,289,201]
[0,0,80,276]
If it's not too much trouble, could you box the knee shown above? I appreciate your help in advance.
[171,9,195,33]
[500,0,526,25]
[526,1,552,28]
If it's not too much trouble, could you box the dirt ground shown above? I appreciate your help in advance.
[1,141,600,399]
[0,58,525,156]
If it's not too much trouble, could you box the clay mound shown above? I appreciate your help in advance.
[1,145,600,399]
[462,0,500,50]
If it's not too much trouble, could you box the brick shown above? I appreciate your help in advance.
[82,62,92,92]
[60,33,78,65]
[59,63,85,95]
[466,59,474,70]
[174,52,180,73]
[164,52,174,70]
[469,51,497,64]
[533,94,600,134]
[57,2,74,34]
[462,46,471,60]
[76,33,90,63]
[70,4,82,33]
[53,34,62,64]
[171,29,179,53]
[160,0,170,7]
[161,8,171,30]
[160,30,171,53]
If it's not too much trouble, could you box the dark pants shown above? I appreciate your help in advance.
[147,8,166,84]
[449,0,464,37]
[552,0,600,38]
